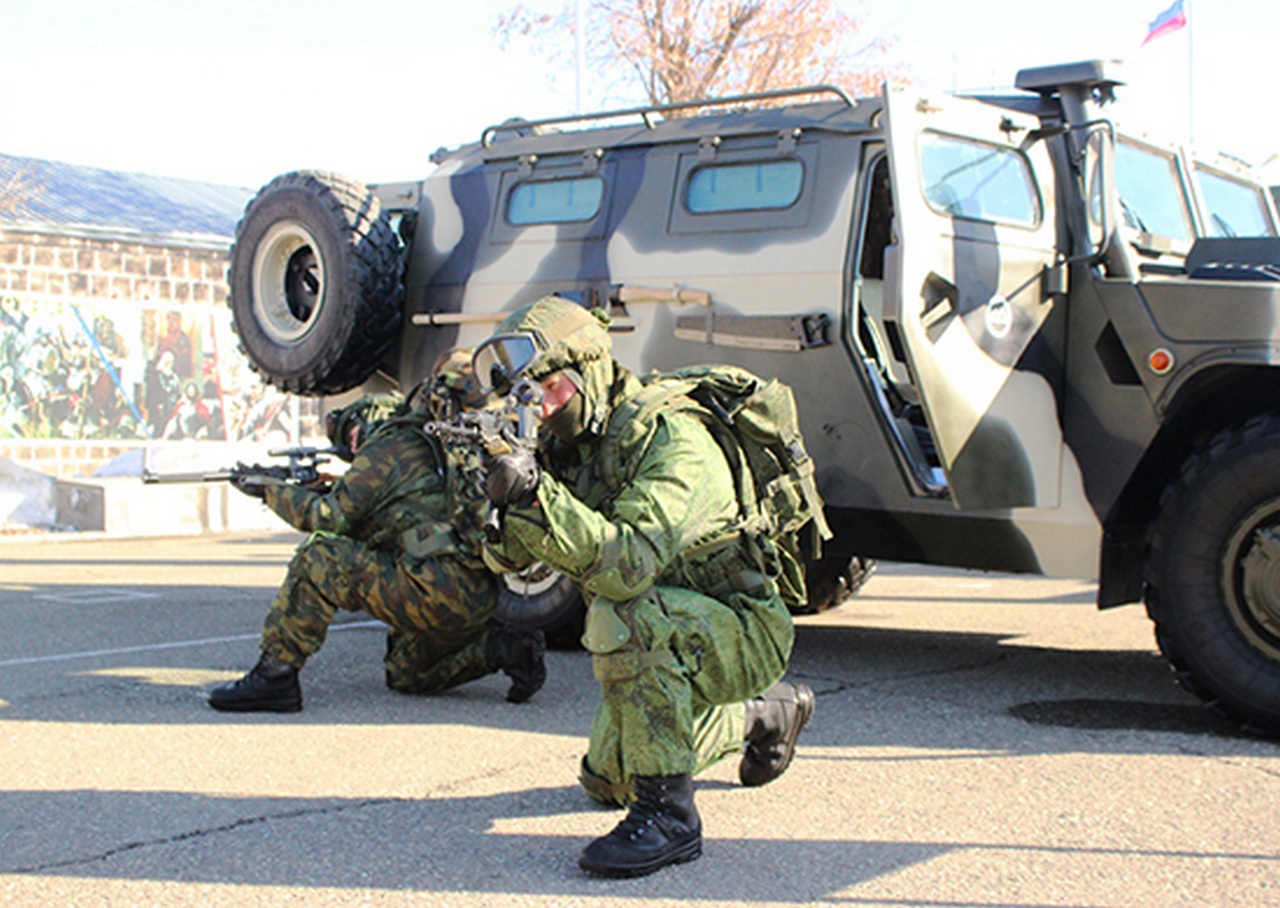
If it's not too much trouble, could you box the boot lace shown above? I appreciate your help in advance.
[613,788,667,842]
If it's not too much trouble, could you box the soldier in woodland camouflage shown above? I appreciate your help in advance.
[207,349,545,713]
[475,296,814,878]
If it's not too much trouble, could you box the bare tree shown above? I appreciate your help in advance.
[496,0,896,110]
[0,160,45,218]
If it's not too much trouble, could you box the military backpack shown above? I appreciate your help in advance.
[600,364,831,610]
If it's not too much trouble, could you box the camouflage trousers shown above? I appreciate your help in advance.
[580,581,794,804]
[261,531,500,694]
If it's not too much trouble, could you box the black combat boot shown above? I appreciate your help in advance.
[485,624,546,703]
[739,681,815,787]
[207,653,302,713]
[579,773,702,877]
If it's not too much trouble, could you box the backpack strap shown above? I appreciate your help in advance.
[599,378,697,493]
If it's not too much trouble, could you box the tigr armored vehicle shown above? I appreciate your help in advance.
[228,60,1280,733]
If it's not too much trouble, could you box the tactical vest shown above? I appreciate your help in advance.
[360,415,489,569]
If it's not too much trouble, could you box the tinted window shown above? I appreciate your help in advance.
[1195,167,1275,237]
[686,160,804,213]
[1114,141,1192,242]
[507,176,603,225]
[918,132,1040,226]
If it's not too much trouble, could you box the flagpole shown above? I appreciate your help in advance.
[1186,0,1195,147]
[575,0,585,114]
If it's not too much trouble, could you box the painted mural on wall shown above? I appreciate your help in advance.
[0,294,316,443]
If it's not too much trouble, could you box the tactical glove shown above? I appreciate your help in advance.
[229,464,269,500]
[484,447,540,507]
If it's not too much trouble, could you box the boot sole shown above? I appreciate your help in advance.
[207,697,302,713]
[740,683,815,786]
[579,836,702,877]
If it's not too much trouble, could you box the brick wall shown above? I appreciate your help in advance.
[0,227,232,479]
[0,229,230,306]
[0,439,139,480]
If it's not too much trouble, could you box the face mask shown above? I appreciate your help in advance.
[542,385,588,444]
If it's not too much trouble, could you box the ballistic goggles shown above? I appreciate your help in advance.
[472,332,545,394]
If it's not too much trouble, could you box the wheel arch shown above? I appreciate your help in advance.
[1099,363,1280,607]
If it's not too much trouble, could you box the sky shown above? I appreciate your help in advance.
[2,0,1278,191]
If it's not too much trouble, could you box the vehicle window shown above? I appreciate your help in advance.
[506,176,604,225]
[1114,141,1192,242]
[918,132,1040,226]
[686,159,804,213]
[1195,166,1276,237]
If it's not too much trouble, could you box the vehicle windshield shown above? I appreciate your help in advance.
[1114,139,1193,245]
[1194,165,1277,237]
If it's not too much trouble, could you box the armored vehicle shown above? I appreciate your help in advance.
[228,60,1280,733]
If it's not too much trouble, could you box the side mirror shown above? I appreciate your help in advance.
[1082,124,1116,260]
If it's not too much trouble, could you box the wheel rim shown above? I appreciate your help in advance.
[252,220,325,343]
[1222,497,1280,661]
[502,562,563,597]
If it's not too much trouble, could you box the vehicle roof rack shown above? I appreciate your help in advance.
[481,84,857,147]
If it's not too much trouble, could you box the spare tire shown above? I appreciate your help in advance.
[228,171,403,396]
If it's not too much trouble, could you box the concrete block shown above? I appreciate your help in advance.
[0,457,56,527]
[55,479,105,531]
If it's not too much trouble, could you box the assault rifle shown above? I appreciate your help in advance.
[141,445,344,487]
[423,379,543,542]
[423,409,523,458]
[422,378,542,457]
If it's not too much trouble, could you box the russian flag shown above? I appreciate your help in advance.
[1142,0,1187,45]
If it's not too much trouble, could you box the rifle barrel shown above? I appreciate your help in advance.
[141,470,234,484]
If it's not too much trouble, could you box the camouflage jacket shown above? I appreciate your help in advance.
[490,366,745,603]
[263,417,489,568]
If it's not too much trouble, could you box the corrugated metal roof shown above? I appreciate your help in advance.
[0,152,254,240]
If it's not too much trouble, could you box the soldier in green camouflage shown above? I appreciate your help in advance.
[207,349,546,713]
[474,296,815,878]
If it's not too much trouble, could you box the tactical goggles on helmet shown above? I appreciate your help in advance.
[472,332,545,395]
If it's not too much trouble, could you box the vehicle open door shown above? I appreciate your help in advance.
[881,84,1065,510]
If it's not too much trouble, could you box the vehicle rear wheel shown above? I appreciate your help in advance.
[228,171,403,396]
[795,553,878,615]
[496,564,584,650]
[1145,413,1280,735]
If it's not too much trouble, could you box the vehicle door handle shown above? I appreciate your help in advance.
[920,272,958,343]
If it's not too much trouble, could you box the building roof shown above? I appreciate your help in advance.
[0,152,254,242]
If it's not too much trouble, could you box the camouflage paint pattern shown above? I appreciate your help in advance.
[259,415,498,691]
[377,69,1280,611]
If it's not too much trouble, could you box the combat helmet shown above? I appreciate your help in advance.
[414,346,488,421]
[472,296,614,440]
[323,393,402,461]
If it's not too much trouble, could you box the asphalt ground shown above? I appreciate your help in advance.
[1,530,1278,907]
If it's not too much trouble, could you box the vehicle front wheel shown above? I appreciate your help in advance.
[794,553,877,615]
[1145,414,1280,735]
